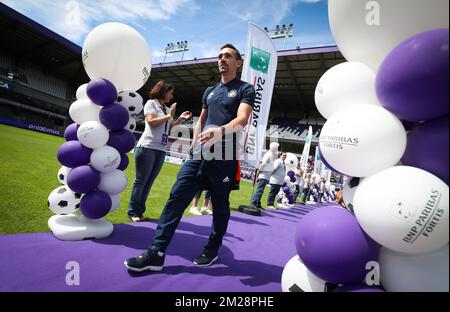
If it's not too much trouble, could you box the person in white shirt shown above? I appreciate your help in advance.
[299,173,312,205]
[318,177,326,203]
[127,80,192,222]
[246,142,279,211]
[293,163,304,202]
[267,152,287,209]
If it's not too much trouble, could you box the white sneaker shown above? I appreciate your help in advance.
[266,205,277,210]
[189,206,203,216]
[200,207,213,215]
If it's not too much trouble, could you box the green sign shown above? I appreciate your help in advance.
[250,47,270,74]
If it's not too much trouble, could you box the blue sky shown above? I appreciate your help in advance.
[2,0,335,63]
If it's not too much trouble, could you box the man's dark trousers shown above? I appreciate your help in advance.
[150,159,236,253]
[251,178,269,207]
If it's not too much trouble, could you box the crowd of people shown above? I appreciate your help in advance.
[240,144,340,216]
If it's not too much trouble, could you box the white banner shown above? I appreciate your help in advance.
[314,146,331,180]
[240,22,278,168]
[299,126,313,178]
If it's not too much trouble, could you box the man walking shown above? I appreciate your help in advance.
[124,44,255,272]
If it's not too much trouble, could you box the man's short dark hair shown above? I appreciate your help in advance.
[220,43,242,60]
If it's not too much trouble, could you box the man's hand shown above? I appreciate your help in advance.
[179,111,192,121]
[199,127,222,147]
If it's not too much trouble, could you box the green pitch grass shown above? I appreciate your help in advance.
[0,124,268,234]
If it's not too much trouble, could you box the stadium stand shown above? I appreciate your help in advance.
[1,2,345,163]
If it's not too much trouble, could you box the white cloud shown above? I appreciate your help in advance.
[152,49,166,58]
[223,0,323,24]
[2,0,198,43]
[163,26,176,32]
[290,32,336,48]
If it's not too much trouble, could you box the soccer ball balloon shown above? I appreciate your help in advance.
[48,186,82,215]
[342,177,364,213]
[125,117,137,132]
[281,255,332,292]
[116,91,144,116]
[57,166,72,185]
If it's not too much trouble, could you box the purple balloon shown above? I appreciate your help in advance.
[118,153,129,171]
[295,207,379,284]
[67,165,100,193]
[80,190,112,219]
[57,141,92,168]
[334,284,384,292]
[282,186,290,193]
[99,104,129,130]
[107,129,136,154]
[277,197,282,203]
[402,117,449,184]
[86,78,117,106]
[64,123,79,141]
[376,29,449,121]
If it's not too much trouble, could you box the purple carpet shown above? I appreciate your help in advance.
[0,203,337,292]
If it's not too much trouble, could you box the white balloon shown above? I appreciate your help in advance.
[328,0,449,72]
[77,121,109,149]
[379,245,449,292]
[125,117,136,133]
[109,193,121,213]
[354,166,449,254]
[315,62,379,119]
[48,185,81,215]
[57,166,72,185]
[98,169,128,195]
[82,23,152,92]
[285,153,298,171]
[281,255,330,292]
[90,145,121,173]
[319,104,406,177]
[69,99,101,124]
[76,83,88,100]
[117,91,144,116]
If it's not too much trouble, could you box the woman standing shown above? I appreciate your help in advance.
[128,80,192,222]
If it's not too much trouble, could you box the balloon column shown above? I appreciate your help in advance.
[48,23,150,240]
[277,172,296,207]
[282,1,448,292]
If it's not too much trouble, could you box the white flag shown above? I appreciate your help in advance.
[299,126,313,179]
[240,22,277,168]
